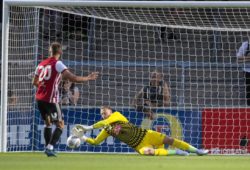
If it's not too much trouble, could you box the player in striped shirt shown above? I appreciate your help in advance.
[32,42,99,157]
[73,106,208,156]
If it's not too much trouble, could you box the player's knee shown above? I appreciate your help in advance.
[45,116,52,127]
[56,120,64,129]
[163,136,174,145]
[45,122,52,127]
[143,148,155,156]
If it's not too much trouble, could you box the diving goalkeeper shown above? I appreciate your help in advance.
[72,106,208,156]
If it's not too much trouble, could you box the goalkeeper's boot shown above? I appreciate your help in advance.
[45,148,57,157]
[196,149,209,156]
[176,149,189,156]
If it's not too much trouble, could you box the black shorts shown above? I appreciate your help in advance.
[36,100,63,122]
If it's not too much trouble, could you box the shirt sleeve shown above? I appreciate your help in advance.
[85,129,109,145]
[34,66,39,76]
[55,61,68,73]
[92,112,128,129]
[237,41,249,58]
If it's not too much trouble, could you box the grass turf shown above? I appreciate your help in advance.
[0,152,249,170]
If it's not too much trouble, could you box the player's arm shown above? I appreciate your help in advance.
[82,129,109,145]
[69,87,80,105]
[238,56,250,62]
[92,119,111,129]
[237,41,250,62]
[71,120,109,134]
[32,75,39,87]
[62,70,99,83]
[72,112,128,133]
[32,67,39,87]
[92,112,128,129]
[163,82,170,106]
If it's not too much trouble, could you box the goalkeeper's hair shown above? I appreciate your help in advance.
[101,106,112,111]
[50,42,62,56]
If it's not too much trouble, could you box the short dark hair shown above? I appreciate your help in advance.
[150,70,162,79]
[50,42,62,55]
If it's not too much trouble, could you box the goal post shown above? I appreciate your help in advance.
[1,0,10,153]
[2,0,250,154]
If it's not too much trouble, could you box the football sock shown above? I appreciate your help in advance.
[154,148,169,156]
[46,144,53,150]
[187,145,198,153]
[50,128,63,146]
[154,149,181,156]
[44,127,52,146]
[172,138,195,152]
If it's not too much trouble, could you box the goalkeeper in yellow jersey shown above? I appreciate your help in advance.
[72,106,208,156]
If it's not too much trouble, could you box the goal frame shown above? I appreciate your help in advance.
[2,0,250,152]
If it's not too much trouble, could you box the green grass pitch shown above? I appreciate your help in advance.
[0,152,249,170]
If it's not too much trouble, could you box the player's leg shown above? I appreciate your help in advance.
[156,144,189,156]
[155,148,189,156]
[44,115,53,146]
[44,117,58,157]
[163,136,208,156]
[136,130,188,156]
[37,101,53,148]
[37,100,56,157]
[49,120,64,147]
[137,147,188,156]
[151,134,189,156]
[47,103,64,152]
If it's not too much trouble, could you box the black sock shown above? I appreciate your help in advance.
[49,128,63,146]
[44,127,52,146]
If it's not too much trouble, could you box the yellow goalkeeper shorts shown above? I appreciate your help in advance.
[135,130,166,155]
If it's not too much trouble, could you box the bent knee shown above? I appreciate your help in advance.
[141,148,155,156]
[45,122,52,127]
[163,136,174,145]
[56,120,64,129]
[45,116,52,127]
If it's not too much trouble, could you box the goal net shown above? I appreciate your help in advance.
[2,1,250,154]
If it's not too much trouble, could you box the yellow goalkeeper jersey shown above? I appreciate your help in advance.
[86,111,147,148]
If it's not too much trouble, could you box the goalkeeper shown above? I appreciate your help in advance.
[72,106,208,156]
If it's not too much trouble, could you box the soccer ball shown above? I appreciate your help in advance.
[67,135,81,149]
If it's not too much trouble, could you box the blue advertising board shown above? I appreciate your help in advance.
[7,108,202,152]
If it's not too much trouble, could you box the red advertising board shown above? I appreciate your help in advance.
[202,108,250,154]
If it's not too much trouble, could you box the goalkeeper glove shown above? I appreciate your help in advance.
[80,135,88,142]
[72,124,93,137]
[79,124,93,131]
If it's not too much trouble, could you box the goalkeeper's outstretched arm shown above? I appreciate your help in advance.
[81,129,109,145]
[72,107,128,145]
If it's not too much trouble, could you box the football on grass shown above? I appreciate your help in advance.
[67,135,81,149]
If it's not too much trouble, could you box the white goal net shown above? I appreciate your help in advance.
[1,1,250,154]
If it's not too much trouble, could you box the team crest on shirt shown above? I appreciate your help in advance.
[113,124,122,135]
